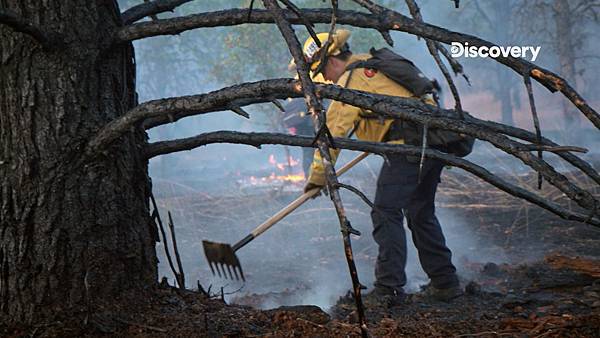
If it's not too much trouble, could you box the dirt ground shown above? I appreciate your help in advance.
[3,254,598,337]
[2,156,600,337]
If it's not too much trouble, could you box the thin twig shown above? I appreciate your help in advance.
[197,281,209,296]
[229,105,250,119]
[524,72,544,189]
[247,0,256,21]
[336,183,374,209]
[167,211,185,289]
[150,193,182,288]
[270,98,286,112]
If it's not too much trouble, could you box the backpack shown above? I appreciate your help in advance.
[347,48,475,158]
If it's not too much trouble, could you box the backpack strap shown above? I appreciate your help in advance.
[341,67,361,139]
[345,60,371,72]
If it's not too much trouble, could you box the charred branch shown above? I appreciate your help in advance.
[262,0,369,334]
[143,131,600,228]
[318,84,600,215]
[87,79,600,191]
[150,193,184,288]
[121,0,192,25]
[115,8,600,129]
[335,182,376,210]
[86,79,300,156]
[0,10,61,49]
[524,73,544,189]
[167,211,185,289]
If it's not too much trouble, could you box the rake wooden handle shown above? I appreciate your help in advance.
[232,152,369,252]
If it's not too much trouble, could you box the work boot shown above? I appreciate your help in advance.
[362,286,407,308]
[420,283,464,302]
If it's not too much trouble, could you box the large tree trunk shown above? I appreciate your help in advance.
[0,0,157,324]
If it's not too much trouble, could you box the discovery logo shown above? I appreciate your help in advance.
[450,42,541,62]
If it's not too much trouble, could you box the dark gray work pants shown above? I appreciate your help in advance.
[371,154,458,292]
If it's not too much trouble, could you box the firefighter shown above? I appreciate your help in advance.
[301,29,463,305]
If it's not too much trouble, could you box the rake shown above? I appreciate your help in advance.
[202,152,369,281]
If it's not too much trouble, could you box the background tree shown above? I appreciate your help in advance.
[458,0,521,126]
[515,0,600,129]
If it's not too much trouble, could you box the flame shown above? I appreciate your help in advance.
[275,173,305,183]
[241,154,305,187]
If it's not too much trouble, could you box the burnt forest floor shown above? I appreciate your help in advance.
[3,155,600,337]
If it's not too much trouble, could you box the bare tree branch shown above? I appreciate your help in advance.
[524,73,544,189]
[114,7,600,129]
[86,79,300,155]
[87,79,600,190]
[143,131,600,227]
[88,78,600,219]
[0,9,61,49]
[121,0,193,25]
[262,0,368,334]
[150,193,184,288]
[167,211,185,289]
[315,85,600,216]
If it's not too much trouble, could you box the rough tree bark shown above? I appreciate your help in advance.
[0,1,156,324]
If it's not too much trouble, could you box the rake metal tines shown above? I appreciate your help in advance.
[202,240,245,281]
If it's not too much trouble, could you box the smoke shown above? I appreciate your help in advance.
[153,151,519,311]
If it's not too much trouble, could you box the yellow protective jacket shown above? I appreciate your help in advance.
[307,53,435,186]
